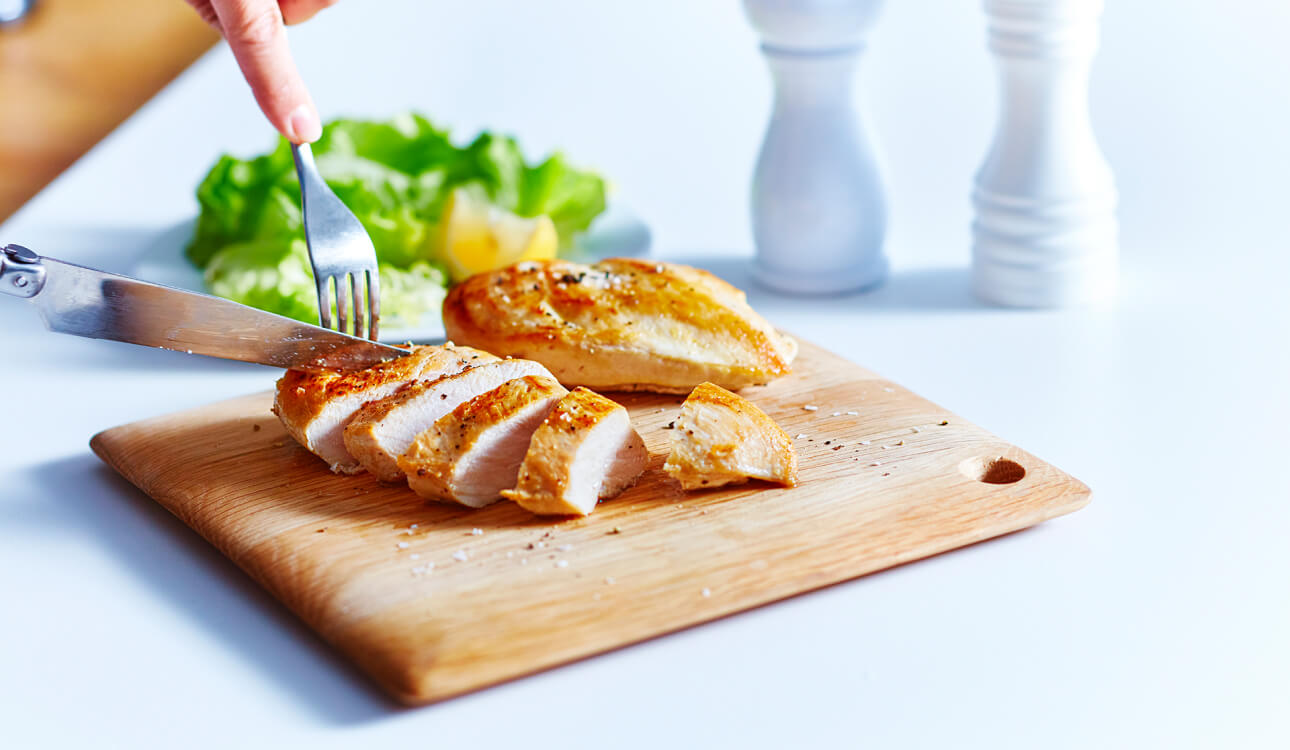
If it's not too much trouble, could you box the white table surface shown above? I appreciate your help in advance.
[3,1,1288,747]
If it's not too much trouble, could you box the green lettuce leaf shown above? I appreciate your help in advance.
[519,152,608,242]
[313,113,457,175]
[186,141,295,267]
[456,133,608,243]
[375,262,450,329]
[204,239,317,324]
[186,113,606,327]
[204,238,449,328]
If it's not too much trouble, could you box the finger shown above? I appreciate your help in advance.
[185,0,221,29]
[210,0,321,143]
[279,0,338,26]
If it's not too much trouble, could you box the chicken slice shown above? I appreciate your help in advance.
[272,343,497,473]
[663,382,798,490]
[502,388,648,516]
[398,375,568,508]
[344,358,554,481]
[442,258,797,393]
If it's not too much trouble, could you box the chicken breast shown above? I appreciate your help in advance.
[442,258,797,393]
[502,387,648,516]
[343,358,555,481]
[398,375,568,508]
[663,382,798,490]
[272,343,497,473]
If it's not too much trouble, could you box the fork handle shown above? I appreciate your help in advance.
[291,142,331,222]
[291,142,331,329]
[291,142,321,190]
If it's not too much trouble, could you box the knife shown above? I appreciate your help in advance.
[0,244,408,372]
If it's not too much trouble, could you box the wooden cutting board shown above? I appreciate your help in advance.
[0,0,217,222]
[90,339,1090,705]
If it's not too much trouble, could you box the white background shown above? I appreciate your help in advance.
[2,1,1288,747]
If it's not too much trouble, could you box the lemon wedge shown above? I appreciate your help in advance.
[439,188,558,283]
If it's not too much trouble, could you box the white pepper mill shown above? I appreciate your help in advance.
[743,0,888,295]
[973,0,1118,307]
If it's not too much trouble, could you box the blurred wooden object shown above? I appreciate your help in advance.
[0,0,217,223]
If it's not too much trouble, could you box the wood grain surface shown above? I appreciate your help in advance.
[90,340,1091,705]
[0,0,217,222]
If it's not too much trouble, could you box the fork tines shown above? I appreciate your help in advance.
[317,269,381,341]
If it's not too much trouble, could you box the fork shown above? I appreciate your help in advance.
[292,142,381,340]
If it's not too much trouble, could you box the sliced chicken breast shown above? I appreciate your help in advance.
[272,344,496,473]
[663,382,798,490]
[344,358,554,482]
[502,388,648,516]
[398,375,568,508]
[443,258,797,393]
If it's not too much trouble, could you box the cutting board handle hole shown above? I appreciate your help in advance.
[959,456,1026,485]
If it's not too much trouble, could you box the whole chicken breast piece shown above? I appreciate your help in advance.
[663,382,798,490]
[344,358,555,482]
[272,343,497,473]
[398,375,568,508]
[502,387,648,517]
[442,258,797,393]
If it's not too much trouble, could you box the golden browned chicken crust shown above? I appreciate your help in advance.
[442,258,797,393]
[663,382,798,490]
[275,345,431,433]
[342,358,552,481]
[398,375,568,508]
[502,387,648,516]
[272,343,496,472]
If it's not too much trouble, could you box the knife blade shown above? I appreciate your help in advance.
[1,244,408,371]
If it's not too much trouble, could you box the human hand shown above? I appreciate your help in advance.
[186,0,338,143]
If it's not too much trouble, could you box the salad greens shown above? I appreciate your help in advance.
[187,113,606,327]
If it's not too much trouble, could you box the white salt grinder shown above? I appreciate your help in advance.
[743,0,888,295]
[973,0,1118,307]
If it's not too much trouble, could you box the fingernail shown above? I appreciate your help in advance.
[287,105,322,143]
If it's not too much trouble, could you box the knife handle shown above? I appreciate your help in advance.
[1,244,46,299]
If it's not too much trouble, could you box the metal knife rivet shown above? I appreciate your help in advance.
[13,276,27,288]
